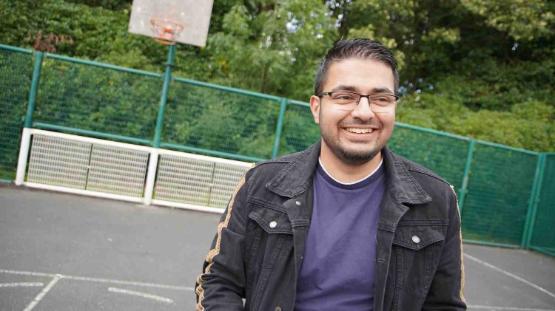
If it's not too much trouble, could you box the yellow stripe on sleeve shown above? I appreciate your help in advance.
[195,176,246,311]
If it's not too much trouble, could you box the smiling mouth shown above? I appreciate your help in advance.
[344,127,376,134]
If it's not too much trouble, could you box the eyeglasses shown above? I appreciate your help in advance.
[319,91,398,113]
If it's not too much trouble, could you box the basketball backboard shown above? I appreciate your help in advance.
[128,0,214,47]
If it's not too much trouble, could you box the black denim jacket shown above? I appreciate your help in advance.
[195,142,466,311]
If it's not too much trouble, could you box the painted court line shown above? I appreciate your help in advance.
[108,287,174,304]
[23,274,62,311]
[64,275,193,291]
[0,268,193,291]
[0,269,54,278]
[468,306,555,311]
[0,282,44,288]
[464,254,555,299]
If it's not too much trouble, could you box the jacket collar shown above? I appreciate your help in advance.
[266,142,321,198]
[381,147,432,205]
[266,140,431,205]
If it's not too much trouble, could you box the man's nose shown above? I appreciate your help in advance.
[351,97,375,120]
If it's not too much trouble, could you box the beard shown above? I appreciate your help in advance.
[321,134,382,166]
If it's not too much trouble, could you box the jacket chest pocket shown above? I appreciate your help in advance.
[389,222,446,309]
[247,207,293,268]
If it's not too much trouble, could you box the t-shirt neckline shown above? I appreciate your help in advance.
[317,158,384,190]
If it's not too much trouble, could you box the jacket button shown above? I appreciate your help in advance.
[269,221,277,228]
[412,235,421,244]
[295,200,301,206]
[275,306,282,311]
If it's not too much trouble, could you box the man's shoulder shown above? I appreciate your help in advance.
[258,149,306,166]
[246,147,313,181]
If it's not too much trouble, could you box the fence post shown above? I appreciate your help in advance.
[15,51,44,185]
[144,44,176,205]
[521,153,546,249]
[24,51,44,128]
[152,44,176,148]
[271,98,288,159]
[457,139,475,214]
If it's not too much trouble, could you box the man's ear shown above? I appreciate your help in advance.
[309,95,321,124]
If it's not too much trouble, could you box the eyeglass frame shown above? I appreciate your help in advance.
[318,90,399,113]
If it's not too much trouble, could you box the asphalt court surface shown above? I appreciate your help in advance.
[1,185,554,310]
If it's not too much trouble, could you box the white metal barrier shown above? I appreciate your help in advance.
[15,129,253,214]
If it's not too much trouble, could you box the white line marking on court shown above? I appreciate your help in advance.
[108,287,174,304]
[23,274,62,311]
[63,275,193,291]
[0,282,44,288]
[0,268,193,291]
[0,269,54,278]
[464,254,555,299]
[468,306,555,311]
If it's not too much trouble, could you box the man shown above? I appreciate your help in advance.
[195,39,466,311]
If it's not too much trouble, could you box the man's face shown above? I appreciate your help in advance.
[310,57,396,166]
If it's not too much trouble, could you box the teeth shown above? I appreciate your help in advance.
[345,128,374,134]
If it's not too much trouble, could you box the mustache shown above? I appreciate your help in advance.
[339,121,381,128]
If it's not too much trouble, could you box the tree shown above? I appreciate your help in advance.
[198,0,337,99]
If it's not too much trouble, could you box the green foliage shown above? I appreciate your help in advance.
[0,0,553,152]
[398,91,554,151]
[460,0,554,41]
[202,0,337,99]
[64,0,131,10]
[0,0,171,70]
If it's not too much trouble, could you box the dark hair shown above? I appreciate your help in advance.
[314,38,399,95]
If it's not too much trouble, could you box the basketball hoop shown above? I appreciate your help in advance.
[129,0,213,47]
[150,17,184,45]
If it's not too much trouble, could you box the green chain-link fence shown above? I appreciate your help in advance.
[0,44,553,256]
[0,46,32,181]
[462,143,539,246]
[162,78,280,160]
[34,53,163,145]
[529,154,555,256]
[279,100,320,155]
[388,125,470,191]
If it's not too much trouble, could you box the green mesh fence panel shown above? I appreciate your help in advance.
[34,56,162,142]
[163,79,280,159]
[530,154,555,256]
[389,125,469,189]
[461,143,538,245]
[0,48,33,181]
[279,102,320,155]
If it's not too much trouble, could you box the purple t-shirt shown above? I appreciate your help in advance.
[294,161,385,311]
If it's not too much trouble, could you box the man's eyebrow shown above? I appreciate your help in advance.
[330,85,358,92]
[370,87,395,94]
[330,85,395,94]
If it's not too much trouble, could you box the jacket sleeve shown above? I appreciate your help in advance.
[195,175,250,311]
[423,187,467,310]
